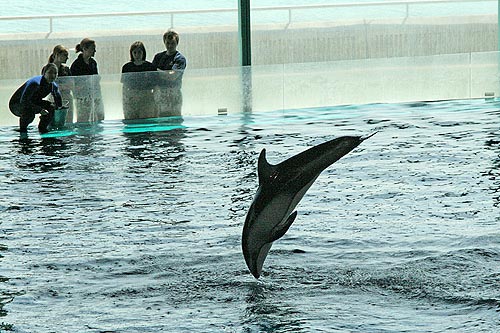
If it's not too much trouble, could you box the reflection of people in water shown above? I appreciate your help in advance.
[47,45,74,128]
[152,30,187,117]
[121,41,158,120]
[70,38,105,123]
[9,63,63,134]
[122,126,186,164]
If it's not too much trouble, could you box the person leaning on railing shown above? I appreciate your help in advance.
[70,38,105,123]
[152,29,187,117]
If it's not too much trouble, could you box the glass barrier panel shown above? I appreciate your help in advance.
[2,52,499,129]
[470,51,500,100]
[283,53,472,108]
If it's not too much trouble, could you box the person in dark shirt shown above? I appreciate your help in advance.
[70,38,98,76]
[70,38,104,122]
[121,41,157,119]
[152,30,187,117]
[9,63,64,134]
[47,45,73,127]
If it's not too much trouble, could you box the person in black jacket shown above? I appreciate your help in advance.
[121,41,157,119]
[9,63,64,134]
[70,38,104,122]
[70,38,98,76]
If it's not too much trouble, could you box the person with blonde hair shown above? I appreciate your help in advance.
[70,38,105,122]
[48,45,72,76]
[47,44,73,127]
[152,30,187,117]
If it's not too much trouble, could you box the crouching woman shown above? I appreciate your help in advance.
[9,63,63,133]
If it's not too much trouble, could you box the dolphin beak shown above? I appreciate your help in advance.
[250,266,261,279]
[248,253,263,279]
[245,242,272,279]
[244,248,263,279]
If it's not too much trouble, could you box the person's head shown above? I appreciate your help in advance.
[41,63,58,83]
[129,41,146,62]
[75,38,96,58]
[48,45,69,64]
[163,30,179,55]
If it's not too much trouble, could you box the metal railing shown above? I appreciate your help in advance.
[0,0,495,36]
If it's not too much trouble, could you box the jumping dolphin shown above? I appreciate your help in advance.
[242,134,374,279]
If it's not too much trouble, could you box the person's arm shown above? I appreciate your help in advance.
[165,54,186,81]
[52,83,63,109]
[153,53,173,82]
[172,54,186,71]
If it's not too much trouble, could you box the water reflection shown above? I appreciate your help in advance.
[243,283,306,333]
[13,137,71,172]
[120,118,189,225]
[121,117,186,165]
[227,112,260,221]
[71,129,106,161]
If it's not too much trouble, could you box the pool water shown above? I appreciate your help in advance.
[0,100,499,332]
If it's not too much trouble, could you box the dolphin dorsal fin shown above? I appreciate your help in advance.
[257,149,276,185]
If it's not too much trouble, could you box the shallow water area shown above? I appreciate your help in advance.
[0,100,499,332]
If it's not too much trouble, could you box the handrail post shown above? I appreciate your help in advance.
[170,13,174,28]
[238,0,252,112]
[49,17,53,36]
[404,3,409,23]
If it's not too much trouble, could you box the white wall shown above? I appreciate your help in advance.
[0,15,496,79]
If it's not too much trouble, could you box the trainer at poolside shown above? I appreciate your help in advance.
[9,63,63,134]
[152,30,187,117]
[70,38,105,122]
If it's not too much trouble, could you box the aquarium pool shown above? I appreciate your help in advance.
[0,99,499,332]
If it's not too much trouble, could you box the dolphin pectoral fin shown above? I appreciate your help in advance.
[270,211,298,242]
